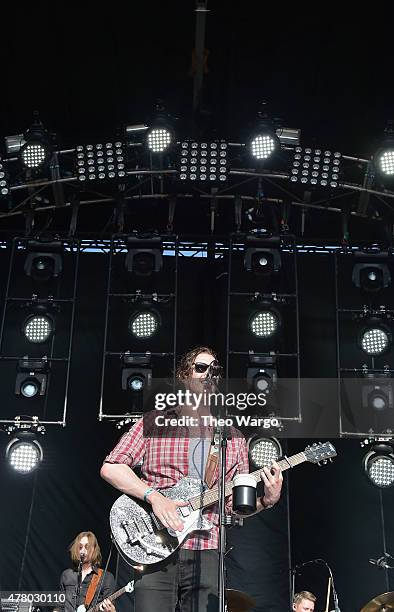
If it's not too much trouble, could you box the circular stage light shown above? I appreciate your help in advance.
[376,150,394,176]
[20,142,48,169]
[360,327,390,356]
[249,134,277,160]
[248,437,282,470]
[129,311,159,339]
[364,450,394,488]
[20,379,40,398]
[250,310,279,338]
[127,374,145,392]
[23,314,53,344]
[146,128,172,153]
[6,437,43,474]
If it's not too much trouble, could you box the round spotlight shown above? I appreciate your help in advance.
[23,314,53,344]
[249,134,278,160]
[20,141,49,169]
[364,449,394,488]
[31,256,55,281]
[376,150,394,176]
[146,128,173,153]
[250,310,280,338]
[6,437,43,474]
[127,374,145,392]
[129,311,160,339]
[248,437,282,470]
[133,252,156,276]
[20,379,40,398]
[360,327,390,356]
[368,389,389,411]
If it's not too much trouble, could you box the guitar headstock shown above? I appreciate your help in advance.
[304,442,337,465]
[125,581,134,593]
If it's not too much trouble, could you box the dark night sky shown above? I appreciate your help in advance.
[0,3,392,155]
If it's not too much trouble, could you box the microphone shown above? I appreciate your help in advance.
[294,559,322,570]
[203,360,222,383]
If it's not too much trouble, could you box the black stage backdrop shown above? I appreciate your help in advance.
[0,249,393,612]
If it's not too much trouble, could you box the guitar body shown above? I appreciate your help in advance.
[110,477,213,567]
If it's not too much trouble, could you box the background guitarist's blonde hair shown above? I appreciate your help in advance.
[69,531,102,567]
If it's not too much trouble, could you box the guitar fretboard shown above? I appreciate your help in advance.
[189,451,307,511]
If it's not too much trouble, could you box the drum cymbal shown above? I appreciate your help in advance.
[361,592,394,612]
[226,589,256,612]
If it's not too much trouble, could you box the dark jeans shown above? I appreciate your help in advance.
[134,549,219,612]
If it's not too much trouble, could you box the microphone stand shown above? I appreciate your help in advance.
[294,559,341,612]
[202,362,229,612]
[215,375,230,612]
[76,557,84,609]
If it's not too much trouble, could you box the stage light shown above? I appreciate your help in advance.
[248,437,282,470]
[244,248,281,276]
[376,150,394,176]
[6,431,43,474]
[247,354,277,393]
[375,122,394,177]
[0,158,10,196]
[249,310,280,338]
[121,352,152,393]
[15,357,48,397]
[352,263,391,293]
[146,127,173,153]
[249,133,278,160]
[361,373,393,413]
[125,236,163,276]
[19,119,51,170]
[178,140,229,183]
[75,141,126,182]
[22,313,54,344]
[128,311,160,339]
[24,240,63,281]
[290,147,341,188]
[364,443,394,488]
[360,325,391,356]
[21,142,48,169]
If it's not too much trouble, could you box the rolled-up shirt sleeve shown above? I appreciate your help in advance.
[103,418,145,467]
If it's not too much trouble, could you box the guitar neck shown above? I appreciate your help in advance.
[90,586,126,612]
[189,451,307,511]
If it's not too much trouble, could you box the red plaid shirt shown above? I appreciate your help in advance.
[104,413,249,550]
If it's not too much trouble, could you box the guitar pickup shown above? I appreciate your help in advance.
[121,520,138,544]
[179,506,191,518]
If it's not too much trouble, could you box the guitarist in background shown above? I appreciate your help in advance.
[58,531,116,612]
[101,346,283,612]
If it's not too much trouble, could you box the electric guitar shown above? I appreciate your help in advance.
[109,442,336,567]
[76,582,134,612]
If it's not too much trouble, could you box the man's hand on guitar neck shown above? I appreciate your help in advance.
[259,461,283,509]
[98,599,115,612]
[148,491,188,532]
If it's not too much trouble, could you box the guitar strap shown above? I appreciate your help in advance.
[204,429,220,489]
[85,569,103,607]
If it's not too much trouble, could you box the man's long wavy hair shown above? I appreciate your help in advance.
[69,531,102,567]
[175,346,217,381]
